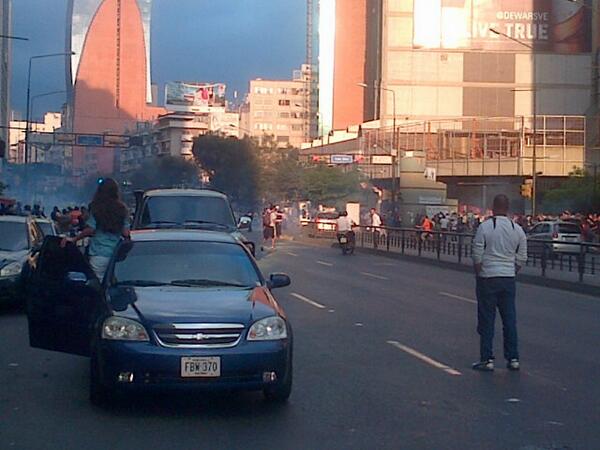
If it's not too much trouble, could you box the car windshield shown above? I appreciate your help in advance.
[0,221,28,252]
[557,224,581,234]
[140,196,236,229]
[114,241,261,288]
[37,222,55,237]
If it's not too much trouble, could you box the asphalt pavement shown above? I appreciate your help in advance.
[1,232,599,449]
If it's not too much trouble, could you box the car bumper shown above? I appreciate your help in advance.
[552,242,581,253]
[96,339,291,392]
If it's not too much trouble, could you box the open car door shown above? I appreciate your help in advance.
[26,236,104,356]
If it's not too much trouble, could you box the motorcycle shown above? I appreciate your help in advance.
[337,231,355,255]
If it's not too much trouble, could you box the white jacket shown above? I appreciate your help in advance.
[472,216,528,278]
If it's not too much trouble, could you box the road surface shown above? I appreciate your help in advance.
[1,236,598,449]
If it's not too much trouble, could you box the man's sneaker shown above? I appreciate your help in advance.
[507,359,520,371]
[472,360,494,372]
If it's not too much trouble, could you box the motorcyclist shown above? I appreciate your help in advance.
[336,211,356,249]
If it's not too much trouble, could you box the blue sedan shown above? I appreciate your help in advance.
[25,230,292,405]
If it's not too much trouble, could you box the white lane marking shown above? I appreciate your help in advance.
[387,340,462,376]
[290,292,326,309]
[439,292,477,305]
[360,272,389,280]
[285,252,299,257]
[317,260,333,267]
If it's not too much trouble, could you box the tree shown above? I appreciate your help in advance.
[259,147,304,203]
[129,156,200,191]
[542,168,600,213]
[300,166,363,207]
[192,134,260,209]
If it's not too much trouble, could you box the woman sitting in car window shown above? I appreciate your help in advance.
[61,178,130,281]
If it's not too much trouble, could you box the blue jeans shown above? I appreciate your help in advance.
[475,277,519,362]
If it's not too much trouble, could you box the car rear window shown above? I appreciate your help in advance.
[140,196,235,228]
[557,224,581,234]
[317,212,339,220]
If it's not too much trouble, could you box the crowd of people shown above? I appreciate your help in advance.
[414,211,600,243]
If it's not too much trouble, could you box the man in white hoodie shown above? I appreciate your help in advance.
[471,194,527,372]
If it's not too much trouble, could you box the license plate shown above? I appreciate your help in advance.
[181,357,221,378]
[339,236,348,244]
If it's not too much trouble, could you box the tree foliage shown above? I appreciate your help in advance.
[300,165,363,207]
[542,168,600,213]
[259,147,303,203]
[192,134,260,209]
[129,156,199,191]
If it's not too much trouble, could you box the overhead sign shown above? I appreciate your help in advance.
[76,134,103,147]
[104,135,130,148]
[165,81,227,113]
[330,154,354,164]
[413,0,590,54]
[54,133,76,145]
[372,155,393,165]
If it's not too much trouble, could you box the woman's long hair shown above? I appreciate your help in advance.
[89,178,128,234]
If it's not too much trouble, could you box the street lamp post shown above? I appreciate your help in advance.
[490,28,539,216]
[358,82,398,210]
[25,52,74,164]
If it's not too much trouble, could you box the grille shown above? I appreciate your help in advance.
[153,323,245,348]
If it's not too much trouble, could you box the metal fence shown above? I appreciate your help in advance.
[303,223,600,284]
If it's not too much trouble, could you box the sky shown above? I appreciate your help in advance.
[10,0,306,121]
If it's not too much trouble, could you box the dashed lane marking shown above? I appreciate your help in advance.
[360,272,389,280]
[439,292,477,305]
[317,260,333,267]
[387,340,462,376]
[290,293,327,309]
[285,252,299,257]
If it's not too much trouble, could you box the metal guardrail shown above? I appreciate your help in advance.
[303,222,600,284]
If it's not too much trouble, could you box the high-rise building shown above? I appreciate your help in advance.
[66,0,163,177]
[241,68,310,148]
[0,0,11,156]
[316,0,382,134]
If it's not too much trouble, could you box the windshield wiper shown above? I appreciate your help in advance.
[170,279,252,288]
[116,280,170,287]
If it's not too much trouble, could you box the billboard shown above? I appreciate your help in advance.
[165,82,226,113]
[413,0,591,53]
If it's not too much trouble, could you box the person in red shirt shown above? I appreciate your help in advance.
[421,215,433,241]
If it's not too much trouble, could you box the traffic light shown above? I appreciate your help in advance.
[520,180,533,198]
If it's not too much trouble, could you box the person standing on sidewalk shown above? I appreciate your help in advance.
[370,208,382,249]
[471,194,527,372]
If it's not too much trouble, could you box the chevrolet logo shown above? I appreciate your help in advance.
[194,333,208,340]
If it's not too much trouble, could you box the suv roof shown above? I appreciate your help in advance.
[131,229,238,243]
[143,188,228,199]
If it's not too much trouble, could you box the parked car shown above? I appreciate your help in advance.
[0,215,45,304]
[527,220,582,255]
[314,212,339,232]
[131,188,255,255]
[24,231,292,405]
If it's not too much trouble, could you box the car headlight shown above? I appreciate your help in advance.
[101,317,149,341]
[0,262,22,278]
[247,316,287,341]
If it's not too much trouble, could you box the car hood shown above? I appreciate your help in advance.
[115,286,280,328]
[0,250,28,266]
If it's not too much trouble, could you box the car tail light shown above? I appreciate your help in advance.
[552,232,558,239]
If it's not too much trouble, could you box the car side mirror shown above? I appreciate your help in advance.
[238,218,251,230]
[66,271,88,285]
[268,273,291,289]
[108,286,137,312]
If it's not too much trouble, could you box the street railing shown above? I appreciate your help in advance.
[302,222,600,284]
